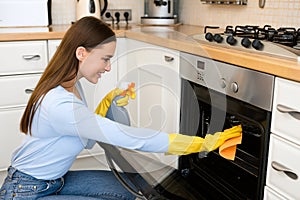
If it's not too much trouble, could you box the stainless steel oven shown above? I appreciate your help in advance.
[178,52,274,199]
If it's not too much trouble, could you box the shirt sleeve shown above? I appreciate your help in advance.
[47,93,169,153]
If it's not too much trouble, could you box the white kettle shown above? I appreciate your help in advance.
[76,0,108,20]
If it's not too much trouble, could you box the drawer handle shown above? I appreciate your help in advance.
[271,161,298,180]
[164,55,174,62]
[276,104,300,120]
[22,55,41,61]
[25,88,34,94]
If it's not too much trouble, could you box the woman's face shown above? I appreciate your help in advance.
[77,41,116,84]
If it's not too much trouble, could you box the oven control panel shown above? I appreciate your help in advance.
[180,52,275,111]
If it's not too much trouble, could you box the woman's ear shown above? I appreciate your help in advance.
[76,46,86,61]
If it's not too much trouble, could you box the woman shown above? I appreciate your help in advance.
[0,17,241,199]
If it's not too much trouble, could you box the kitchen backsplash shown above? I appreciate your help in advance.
[51,0,143,25]
[52,0,300,28]
[179,0,300,28]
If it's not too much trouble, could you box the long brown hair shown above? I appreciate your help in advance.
[20,17,116,134]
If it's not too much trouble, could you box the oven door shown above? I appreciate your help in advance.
[99,95,208,200]
[179,78,271,200]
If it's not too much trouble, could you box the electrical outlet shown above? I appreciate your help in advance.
[103,9,132,22]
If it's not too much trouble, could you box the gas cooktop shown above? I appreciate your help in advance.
[192,25,300,62]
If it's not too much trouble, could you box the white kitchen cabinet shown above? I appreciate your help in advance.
[265,77,300,200]
[0,74,41,108]
[117,39,180,167]
[0,41,46,184]
[271,77,300,145]
[47,39,62,62]
[266,134,300,200]
[0,41,47,75]
[0,74,41,172]
[117,38,180,133]
[0,108,26,173]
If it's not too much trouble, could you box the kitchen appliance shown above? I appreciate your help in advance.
[178,52,274,199]
[95,51,274,199]
[141,0,179,25]
[0,0,49,27]
[193,25,300,62]
[76,0,108,20]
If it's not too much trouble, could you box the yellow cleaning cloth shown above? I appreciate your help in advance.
[219,133,243,160]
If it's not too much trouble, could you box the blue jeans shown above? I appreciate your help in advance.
[0,167,136,200]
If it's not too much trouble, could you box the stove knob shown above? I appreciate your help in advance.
[205,32,214,42]
[231,82,239,93]
[252,39,264,50]
[213,34,223,43]
[241,37,251,48]
[219,78,226,88]
[226,35,237,46]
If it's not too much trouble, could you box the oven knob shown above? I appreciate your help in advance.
[219,78,226,88]
[205,32,214,42]
[252,39,264,50]
[213,34,223,43]
[226,35,237,46]
[231,82,239,93]
[241,37,251,48]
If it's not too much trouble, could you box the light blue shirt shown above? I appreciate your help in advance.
[11,82,169,180]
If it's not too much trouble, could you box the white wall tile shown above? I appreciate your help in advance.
[179,0,300,29]
[51,0,300,28]
[51,0,144,24]
[51,0,76,25]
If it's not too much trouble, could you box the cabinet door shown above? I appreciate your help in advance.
[0,107,26,173]
[117,39,180,168]
[48,40,62,62]
[264,186,288,200]
[272,77,300,145]
[266,134,300,199]
[118,39,180,133]
[0,41,47,75]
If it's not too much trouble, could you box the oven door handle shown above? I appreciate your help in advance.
[271,161,298,180]
[276,104,300,120]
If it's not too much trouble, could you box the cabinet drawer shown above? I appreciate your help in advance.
[134,48,179,69]
[0,74,41,108]
[119,39,179,77]
[0,41,47,75]
[266,134,300,199]
[271,77,300,145]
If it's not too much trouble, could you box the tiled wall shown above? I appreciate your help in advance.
[179,0,300,28]
[52,0,300,28]
[51,0,76,24]
[51,0,143,25]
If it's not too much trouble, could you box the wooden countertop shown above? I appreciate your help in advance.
[1,24,300,82]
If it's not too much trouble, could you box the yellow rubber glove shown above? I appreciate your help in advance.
[95,88,123,117]
[95,83,136,117]
[167,125,242,155]
[167,134,204,155]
